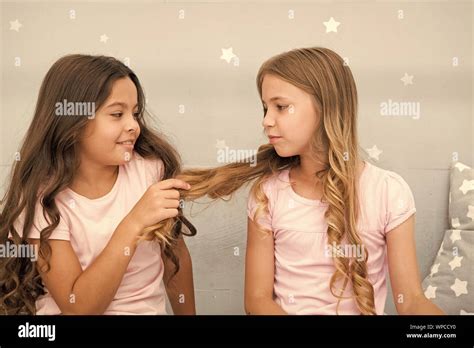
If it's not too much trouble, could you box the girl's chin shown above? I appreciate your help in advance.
[116,149,134,163]
[274,146,297,158]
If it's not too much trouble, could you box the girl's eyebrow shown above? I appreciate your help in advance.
[262,96,290,103]
[106,102,138,108]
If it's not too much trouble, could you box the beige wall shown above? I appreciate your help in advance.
[1,0,472,314]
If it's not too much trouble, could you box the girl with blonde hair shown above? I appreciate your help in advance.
[156,47,444,315]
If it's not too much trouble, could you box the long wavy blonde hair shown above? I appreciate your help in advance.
[145,47,376,314]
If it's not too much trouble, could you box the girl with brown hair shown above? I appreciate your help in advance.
[0,54,196,315]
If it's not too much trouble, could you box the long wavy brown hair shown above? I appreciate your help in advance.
[0,54,196,315]
[152,47,376,314]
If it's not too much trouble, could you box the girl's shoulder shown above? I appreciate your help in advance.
[362,161,416,231]
[249,169,292,204]
[259,168,290,190]
[124,151,165,185]
[260,163,413,199]
[363,161,414,197]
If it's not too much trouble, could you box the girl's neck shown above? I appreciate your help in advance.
[290,154,366,201]
[70,159,119,199]
[295,153,365,183]
[294,152,327,182]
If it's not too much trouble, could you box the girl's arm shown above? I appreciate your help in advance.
[244,218,287,315]
[28,178,190,315]
[386,215,445,315]
[29,217,143,315]
[162,236,196,315]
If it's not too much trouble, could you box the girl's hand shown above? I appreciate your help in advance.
[125,179,191,231]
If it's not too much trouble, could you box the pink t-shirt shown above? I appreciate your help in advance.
[14,152,168,315]
[247,161,416,315]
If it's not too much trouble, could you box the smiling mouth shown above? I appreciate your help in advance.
[116,140,134,145]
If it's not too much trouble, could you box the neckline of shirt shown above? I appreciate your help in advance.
[65,165,123,203]
[282,161,371,207]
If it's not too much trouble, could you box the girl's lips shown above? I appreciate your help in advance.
[269,136,282,144]
[117,143,134,149]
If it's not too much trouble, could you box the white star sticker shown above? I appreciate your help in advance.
[448,255,463,271]
[424,285,437,299]
[10,19,23,32]
[215,139,227,149]
[400,73,414,86]
[460,309,474,315]
[220,47,237,64]
[459,179,474,195]
[450,229,462,243]
[100,34,109,43]
[455,162,470,172]
[451,218,461,229]
[437,242,444,256]
[430,263,440,277]
[323,17,340,33]
[366,145,382,161]
[467,205,474,221]
[450,278,468,297]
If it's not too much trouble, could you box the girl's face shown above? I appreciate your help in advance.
[261,74,319,158]
[79,77,141,166]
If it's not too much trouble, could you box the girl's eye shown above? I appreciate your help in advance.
[111,112,140,119]
[277,105,288,111]
[262,106,268,116]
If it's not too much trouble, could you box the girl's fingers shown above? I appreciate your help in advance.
[161,208,179,220]
[162,189,180,200]
[156,179,191,191]
[162,198,180,209]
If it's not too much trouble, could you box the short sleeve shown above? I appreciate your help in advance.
[246,179,274,231]
[383,171,417,234]
[12,199,70,241]
[143,157,165,186]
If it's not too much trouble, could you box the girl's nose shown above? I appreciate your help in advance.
[126,115,139,133]
[262,112,275,128]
